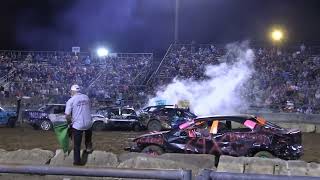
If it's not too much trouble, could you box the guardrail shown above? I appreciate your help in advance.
[0,70,15,87]
[146,43,173,84]
[2,164,320,180]
[0,164,192,180]
[197,170,320,180]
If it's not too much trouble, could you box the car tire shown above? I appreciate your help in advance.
[142,145,164,155]
[92,121,105,131]
[7,117,16,128]
[147,120,162,132]
[40,120,52,131]
[254,151,275,158]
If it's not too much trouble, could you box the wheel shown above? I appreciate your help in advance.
[254,151,275,158]
[40,120,52,131]
[7,117,17,128]
[147,120,162,132]
[142,145,164,155]
[92,121,105,131]
[133,123,141,131]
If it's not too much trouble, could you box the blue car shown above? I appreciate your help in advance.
[0,106,17,128]
[24,104,66,131]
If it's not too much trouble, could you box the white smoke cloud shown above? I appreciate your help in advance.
[148,41,255,116]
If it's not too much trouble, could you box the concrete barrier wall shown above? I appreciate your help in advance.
[253,112,320,124]
[0,149,320,179]
[217,155,320,177]
[240,112,320,133]
[0,149,216,180]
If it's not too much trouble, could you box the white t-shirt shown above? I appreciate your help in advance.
[65,93,92,130]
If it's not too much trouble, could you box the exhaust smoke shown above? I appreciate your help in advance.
[148,41,255,116]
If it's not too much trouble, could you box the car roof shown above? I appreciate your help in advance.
[98,106,134,110]
[46,104,65,106]
[145,105,175,109]
[195,114,257,123]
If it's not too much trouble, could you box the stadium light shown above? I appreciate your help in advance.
[271,29,283,42]
[97,47,109,57]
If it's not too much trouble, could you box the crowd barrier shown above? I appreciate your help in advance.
[197,170,320,180]
[0,164,191,180]
[1,164,320,180]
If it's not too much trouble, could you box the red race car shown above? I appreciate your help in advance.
[126,114,303,160]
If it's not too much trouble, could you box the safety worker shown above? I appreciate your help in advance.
[65,84,93,166]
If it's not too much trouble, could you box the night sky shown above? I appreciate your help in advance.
[0,0,320,54]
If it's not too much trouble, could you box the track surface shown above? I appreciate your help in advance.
[0,127,319,162]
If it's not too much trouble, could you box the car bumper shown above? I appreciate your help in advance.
[280,145,303,160]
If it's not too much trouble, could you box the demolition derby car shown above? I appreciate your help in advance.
[23,104,65,130]
[0,106,17,128]
[91,106,142,131]
[127,115,303,160]
[138,105,197,131]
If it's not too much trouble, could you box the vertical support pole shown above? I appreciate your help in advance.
[174,0,180,43]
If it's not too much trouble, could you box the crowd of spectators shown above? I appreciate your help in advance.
[1,43,320,114]
[0,51,152,109]
[149,43,320,114]
[249,46,320,113]
[87,54,152,109]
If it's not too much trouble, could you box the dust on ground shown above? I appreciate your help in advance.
[0,127,319,162]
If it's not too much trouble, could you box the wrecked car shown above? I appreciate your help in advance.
[126,114,303,160]
[24,104,65,131]
[91,106,142,131]
[138,105,196,131]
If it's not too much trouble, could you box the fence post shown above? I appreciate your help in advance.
[196,169,211,180]
[181,169,192,180]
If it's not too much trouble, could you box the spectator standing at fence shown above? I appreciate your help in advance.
[65,84,93,166]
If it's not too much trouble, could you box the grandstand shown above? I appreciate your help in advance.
[0,51,153,109]
[147,43,320,114]
[1,43,320,113]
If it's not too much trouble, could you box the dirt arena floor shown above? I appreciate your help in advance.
[0,127,319,162]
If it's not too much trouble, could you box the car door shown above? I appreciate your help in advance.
[53,106,65,114]
[156,108,171,123]
[166,129,201,154]
[168,121,215,154]
[202,120,235,156]
[219,119,263,157]
[170,109,185,128]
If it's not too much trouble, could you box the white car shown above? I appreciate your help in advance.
[91,106,141,131]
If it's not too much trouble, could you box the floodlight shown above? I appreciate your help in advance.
[97,48,109,57]
[271,29,283,42]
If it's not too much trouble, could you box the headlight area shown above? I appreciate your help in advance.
[124,141,142,152]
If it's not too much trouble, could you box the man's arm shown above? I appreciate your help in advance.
[65,114,72,124]
[65,100,72,124]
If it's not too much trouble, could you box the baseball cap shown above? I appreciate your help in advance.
[70,84,80,92]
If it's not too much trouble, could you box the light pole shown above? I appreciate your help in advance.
[174,0,180,43]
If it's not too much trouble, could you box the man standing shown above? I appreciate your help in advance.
[65,84,93,166]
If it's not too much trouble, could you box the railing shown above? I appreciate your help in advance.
[1,164,320,180]
[87,70,104,89]
[197,170,320,180]
[146,43,173,84]
[0,164,191,180]
[114,53,153,57]
[0,70,16,87]
[0,50,90,57]
[131,64,152,85]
